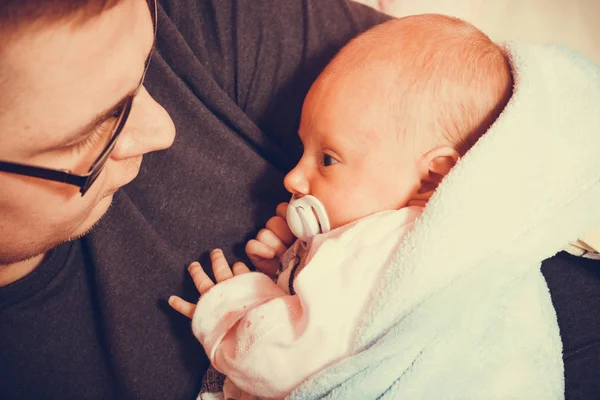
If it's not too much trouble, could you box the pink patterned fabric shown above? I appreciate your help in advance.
[191,207,423,399]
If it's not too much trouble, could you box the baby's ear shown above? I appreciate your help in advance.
[418,146,460,187]
[408,147,460,207]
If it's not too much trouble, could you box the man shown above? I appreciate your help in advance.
[0,1,598,399]
[0,0,387,398]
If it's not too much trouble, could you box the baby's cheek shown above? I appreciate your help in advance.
[320,184,365,229]
[326,203,354,230]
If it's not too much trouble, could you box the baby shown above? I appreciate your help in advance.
[170,14,512,400]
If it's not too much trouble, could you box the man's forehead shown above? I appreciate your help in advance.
[0,0,153,155]
[0,0,125,34]
[2,1,148,90]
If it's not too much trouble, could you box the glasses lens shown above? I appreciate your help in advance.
[80,160,105,195]
[81,97,133,195]
[80,1,155,195]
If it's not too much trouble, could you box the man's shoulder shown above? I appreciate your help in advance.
[541,252,600,399]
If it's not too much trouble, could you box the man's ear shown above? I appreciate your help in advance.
[416,146,460,194]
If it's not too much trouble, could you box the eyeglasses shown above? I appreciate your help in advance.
[0,0,158,196]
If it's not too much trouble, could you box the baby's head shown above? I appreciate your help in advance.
[285,14,512,230]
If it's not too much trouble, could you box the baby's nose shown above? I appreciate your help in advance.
[283,165,309,195]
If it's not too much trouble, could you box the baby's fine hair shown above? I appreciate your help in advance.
[324,14,513,155]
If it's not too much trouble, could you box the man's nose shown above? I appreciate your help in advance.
[283,162,310,195]
[110,86,176,160]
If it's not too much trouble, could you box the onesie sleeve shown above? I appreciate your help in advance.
[191,271,338,399]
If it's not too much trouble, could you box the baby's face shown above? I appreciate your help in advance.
[284,72,421,230]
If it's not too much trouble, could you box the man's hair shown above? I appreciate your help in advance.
[322,14,513,155]
[0,0,122,33]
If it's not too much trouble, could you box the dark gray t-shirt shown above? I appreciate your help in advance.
[0,1,599,399]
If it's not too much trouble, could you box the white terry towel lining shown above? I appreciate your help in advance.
[289,41,600,400]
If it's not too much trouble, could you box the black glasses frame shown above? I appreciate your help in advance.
[0,0,158,196]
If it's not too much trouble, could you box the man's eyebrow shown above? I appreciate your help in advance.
[50,91,136,150]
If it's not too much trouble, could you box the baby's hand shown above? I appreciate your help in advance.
[245,202,295,278]
[169,249,250,318]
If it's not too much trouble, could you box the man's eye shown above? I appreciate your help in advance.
[111,102,127,119]
[322,154,339,167]
[70,127,105,156]
[70,111,121,156]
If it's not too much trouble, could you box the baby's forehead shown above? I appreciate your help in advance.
[304,58,425,148]
[305,108,402,157]
[323,63,401,107]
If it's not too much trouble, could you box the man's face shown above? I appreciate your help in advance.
[284,66,421,231]
[0,0,175,265]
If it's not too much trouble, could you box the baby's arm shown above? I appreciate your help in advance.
[169,249,343,399]
[169,249,252,318]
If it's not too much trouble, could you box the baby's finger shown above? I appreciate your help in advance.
[210,249,233,283]
[276,202,289,219]
[246,239,276,260]
[188,262,215,295]
[168,295,196,319]
[256,228,288,259]
[232,262,251,275]
[245,240,279,277]
[265,215,295,246]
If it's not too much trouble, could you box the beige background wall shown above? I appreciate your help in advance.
[354,0,600,65]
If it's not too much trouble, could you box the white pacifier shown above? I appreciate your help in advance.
[286,195,331,243]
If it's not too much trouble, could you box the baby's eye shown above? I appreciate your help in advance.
[321,154,339,167]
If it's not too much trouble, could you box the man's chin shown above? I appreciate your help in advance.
[69,194,115,241]
[0,194,116,267]
[72,167,138,240]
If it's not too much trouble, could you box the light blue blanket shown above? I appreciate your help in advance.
[289,42,600,400]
